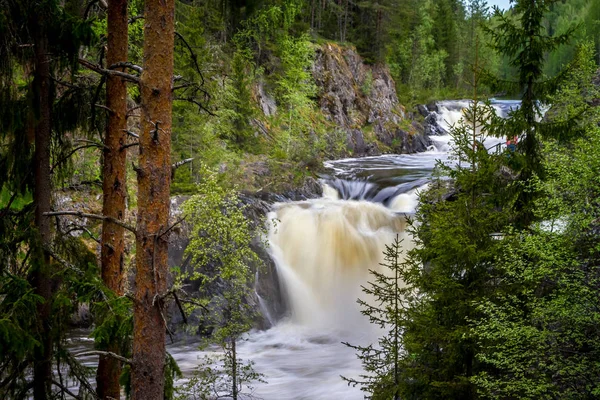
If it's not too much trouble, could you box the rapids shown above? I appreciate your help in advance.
[64,99,520,399]
[166,99,521,399]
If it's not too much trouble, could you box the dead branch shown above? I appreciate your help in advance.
[124,129,139,138]
[159,215,186,239]
[172,158,194,170]
[108,61,143,74]
[50,144,103,173]
[75,351,132,365]
[94,103,114,114]
[75,138,107,149]
[44,211,136,234]
[174,31,204,86]
[62,224,101,244]
[79,58,140,84]
[174,96,215,116]
[129,15,144,23]
[173,291,188,324]
[127,106,142,118]
[52,380,84,400]
[120,142,139,151]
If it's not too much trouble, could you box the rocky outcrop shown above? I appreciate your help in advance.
[312,43,430,156]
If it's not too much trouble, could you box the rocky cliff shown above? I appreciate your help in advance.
[312,43,431,156]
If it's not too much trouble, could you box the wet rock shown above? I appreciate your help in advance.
[426,102,439,113]
[417,104,429,117]
[423,112,448,136]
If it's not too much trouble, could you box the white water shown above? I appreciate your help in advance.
[165,99,523,400]
[64,100,520,399]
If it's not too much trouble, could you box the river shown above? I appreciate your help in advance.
[68,99,519,399]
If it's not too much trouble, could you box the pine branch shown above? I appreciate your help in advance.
[44,211,136,233]
[79,58,140,84]
[108,61,143,74]
[75,351,132,365]
[52,380,85,400]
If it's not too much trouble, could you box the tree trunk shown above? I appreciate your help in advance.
[31,21,53,400]
[131,0,175,398]
[96,0,128,398]
[232,338,238,400]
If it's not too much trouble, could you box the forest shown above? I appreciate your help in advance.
[1,0,600,399]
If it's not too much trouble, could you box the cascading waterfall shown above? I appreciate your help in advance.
[267,196,412,330]
[137,99,523,400]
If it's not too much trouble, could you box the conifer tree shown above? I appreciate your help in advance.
[96,0,129,397]
[343,235,405,400]
[484,0,576,227]
[0,1,94,398]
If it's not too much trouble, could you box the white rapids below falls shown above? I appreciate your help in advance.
[160,99,519,399]
[63,100,519,399]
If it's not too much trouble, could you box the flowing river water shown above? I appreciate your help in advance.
[67,100,519,399]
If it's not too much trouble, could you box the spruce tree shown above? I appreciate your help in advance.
[484,0,576,228]
[0,2,95,398]
[343,235,406,400]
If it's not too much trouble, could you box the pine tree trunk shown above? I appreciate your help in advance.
[130,0,175,398]
[31,21,53,400]
[97,0,128,398]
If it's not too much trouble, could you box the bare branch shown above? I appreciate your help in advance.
[52,380,84,400]
[127,106,142,117]
[172,158,194,170]
[94,103,114,114]
[79,58,140,84]
[173,291,188,324]
[129,15,144,23]
[75,351,132,365]
[124,129,139,138]
[108,61,143,74]
[174,96,216,116]
[75,138,106,149]
[174,31,205,86]
[159,215,186,239]
[44,211,136,234]
[120,142,139,151]
[50,144,103,173]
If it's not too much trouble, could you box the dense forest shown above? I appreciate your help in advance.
[1,0,600,398]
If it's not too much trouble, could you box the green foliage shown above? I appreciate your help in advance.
[343,235,406,400]
[484,0,578,228]
[176,165,265,399]
[472,43,600,400]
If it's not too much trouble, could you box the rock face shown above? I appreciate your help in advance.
[312,43,430,155]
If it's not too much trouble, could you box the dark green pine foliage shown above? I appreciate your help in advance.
[473,43,600,400]
[343,235,405,400]
[393,100,515,400]
[483,0,576,228]
[0,1,99,398]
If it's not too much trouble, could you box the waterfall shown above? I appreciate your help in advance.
[267,197,411,330]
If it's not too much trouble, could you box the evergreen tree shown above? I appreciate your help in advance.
[96,1,130,397]
[484,0,576,228]
[0,1,95,398]
[473,42,600,400]
[343,234,406,400]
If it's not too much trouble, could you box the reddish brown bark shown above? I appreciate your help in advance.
[131,0,175,398]
[31,20,53,400]
[96,0,129,398]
